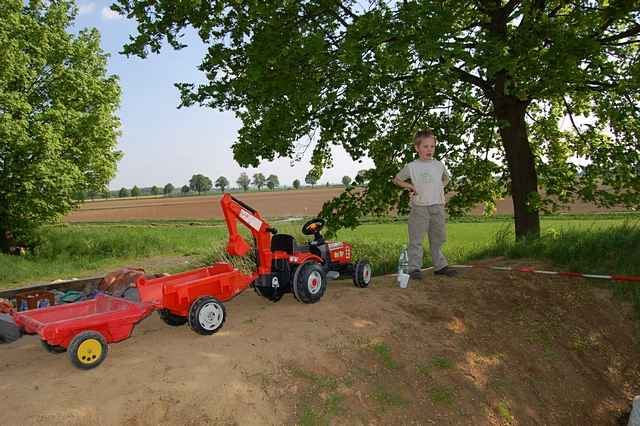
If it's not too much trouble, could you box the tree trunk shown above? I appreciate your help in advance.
[493,93,540,240]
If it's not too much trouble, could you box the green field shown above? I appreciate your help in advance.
[1,215,638,287]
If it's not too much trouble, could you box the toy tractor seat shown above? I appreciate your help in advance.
[271,234,309,254]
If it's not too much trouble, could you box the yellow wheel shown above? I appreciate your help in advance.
[68,331,108,370]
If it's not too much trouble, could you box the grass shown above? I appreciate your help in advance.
[1,215,639,320]
[371,342,399,369]
[291,367,343,425]
[431,355,453,369]
[470,220,640,317]
[371,385,408,409]
[417,355,453,376]
[428,385,455,404]
[289,367,339,391]
[497,401,514,424]
[298,395,345,426]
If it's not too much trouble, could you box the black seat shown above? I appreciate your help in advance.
[271,234,296,254]
[271,234,310,254]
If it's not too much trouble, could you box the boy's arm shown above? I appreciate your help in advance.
[393,164,415,193]
[441,163,451,186]
[393,176,416,193]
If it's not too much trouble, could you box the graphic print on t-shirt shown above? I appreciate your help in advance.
[419,171,434,184]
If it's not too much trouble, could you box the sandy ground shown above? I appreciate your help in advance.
[64,188,631,222]
[1,260,638,425]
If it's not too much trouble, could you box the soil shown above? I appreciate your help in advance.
[64,188,632,222]
[1,259,638,425]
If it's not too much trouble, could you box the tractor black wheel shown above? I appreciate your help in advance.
[353,260,373,288]
[68,331,108,370]
[292,262,327,304]
[41,340,66,353]
[159,309,188,326]
[188,296,226,335]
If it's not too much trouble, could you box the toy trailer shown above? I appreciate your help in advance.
[13,295,154,369]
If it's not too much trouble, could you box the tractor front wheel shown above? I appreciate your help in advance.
[353,260,372,288]
[292,262,327,304]
[188,296,226,335]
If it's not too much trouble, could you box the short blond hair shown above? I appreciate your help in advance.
[414,129,436,146]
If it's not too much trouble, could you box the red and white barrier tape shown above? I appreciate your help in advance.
[450,264,640,283]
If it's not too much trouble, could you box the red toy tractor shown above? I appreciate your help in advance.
[221,194,372,302]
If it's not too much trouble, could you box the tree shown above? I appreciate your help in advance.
[116,1,640,239]
[119,187,129,198]
[236,172,250,192]
[215,176,229,192]
[305,173,319,189]
[342,176,352,187]
[266,174,279,191]
[181,185,190,194]
[102,189,111,199]
[292,179,301,190]
[150,185,160,195]
[163,183,174,195]
[0,0,121,252]
[252,173,266,190]
[131,186,141,197]
[189,174,213,194]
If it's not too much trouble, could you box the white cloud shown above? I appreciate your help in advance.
[78,2,96,16]
[101,7,123,20]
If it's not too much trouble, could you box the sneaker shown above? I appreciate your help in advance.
[409,269,423,280]
[434,266,457,277]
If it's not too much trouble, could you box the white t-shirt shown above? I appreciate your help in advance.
[395,159,450,206]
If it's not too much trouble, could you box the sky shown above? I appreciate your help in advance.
[72,1,374,190]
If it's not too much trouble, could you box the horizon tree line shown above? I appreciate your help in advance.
[79,173,355,199]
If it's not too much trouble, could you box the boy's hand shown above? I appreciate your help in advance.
[406,184,416,200]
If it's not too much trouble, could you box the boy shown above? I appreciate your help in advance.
[393,129,457,279]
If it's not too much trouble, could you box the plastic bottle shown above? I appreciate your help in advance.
[398,246,409,275]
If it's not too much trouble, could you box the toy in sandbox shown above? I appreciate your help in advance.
[8,194,371,369]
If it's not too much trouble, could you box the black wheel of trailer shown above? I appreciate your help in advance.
[353,260,373,288]
[292,262,327,304]
[68,331,108,370]
[188,296,226,335]
[0,317,21,344]
[159,309,188,326]
[41,340,66,353]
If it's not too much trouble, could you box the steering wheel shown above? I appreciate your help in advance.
[302,218,325,236]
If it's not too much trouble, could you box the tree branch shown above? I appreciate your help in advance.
[563,97,584,138]
[451,65,493,95]
[599,23,640,43]
[338,3,357,20]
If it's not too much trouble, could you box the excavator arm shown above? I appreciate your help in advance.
[220,193,276,275]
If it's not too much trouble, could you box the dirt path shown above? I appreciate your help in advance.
[1,262,638,425]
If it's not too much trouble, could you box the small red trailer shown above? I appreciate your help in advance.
[13,295,154,369]
[9,194,371,369]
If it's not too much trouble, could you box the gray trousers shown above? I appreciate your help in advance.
[407,204,448,271]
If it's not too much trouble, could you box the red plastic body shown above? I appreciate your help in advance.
[327,242,353,264]
[136,262,255,317]
[12,295,154,348]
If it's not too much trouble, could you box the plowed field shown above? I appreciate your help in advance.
[65,188,629,222]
